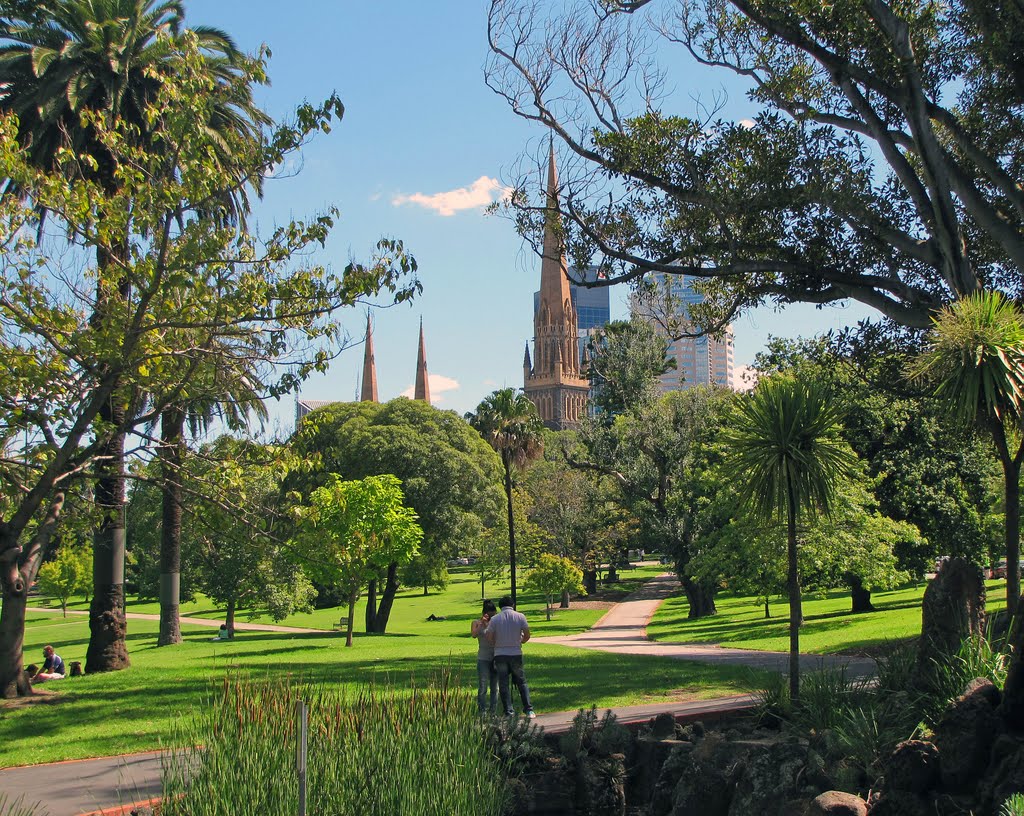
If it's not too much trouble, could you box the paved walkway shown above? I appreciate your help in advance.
[533,573,877,677]
[5,574,876,815]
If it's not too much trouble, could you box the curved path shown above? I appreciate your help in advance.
[5,574,876,815]
[533,573,876,677]
[27,607,324,634]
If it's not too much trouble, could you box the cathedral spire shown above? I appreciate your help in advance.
[360,311,378,403]
[414,317,430,404]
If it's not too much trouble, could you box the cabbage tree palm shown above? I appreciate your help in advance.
[468,388,544,607]
[907,290,1024,615]
[0,0,269,671]
[722,374,856,702]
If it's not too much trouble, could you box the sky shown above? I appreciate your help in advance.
[189,1,874,433]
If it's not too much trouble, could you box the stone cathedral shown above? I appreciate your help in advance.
[523,147,590,430]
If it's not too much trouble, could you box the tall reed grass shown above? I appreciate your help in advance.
[0,794,43,816]
[161,674,510,816]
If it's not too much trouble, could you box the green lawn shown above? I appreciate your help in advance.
[647,579,1010,654]
[8,563,761,768]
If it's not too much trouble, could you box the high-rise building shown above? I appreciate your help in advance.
[632,272,735,392]
[523,146,591,430]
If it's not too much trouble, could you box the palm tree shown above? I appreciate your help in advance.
[0,0,269,671]
[468,388,544,607]
[907,290,1024,615]
[722,373,856,702]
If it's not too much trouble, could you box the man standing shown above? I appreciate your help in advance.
[486,596,535,718]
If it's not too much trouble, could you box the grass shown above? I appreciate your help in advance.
[647,579,1009,655]
[5,563,760,768]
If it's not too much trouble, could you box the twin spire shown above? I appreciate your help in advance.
[359,313,430,404]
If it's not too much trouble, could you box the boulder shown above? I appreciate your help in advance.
[866,790,930,816]
[914,558,984,695]
[883,740,940,794]
[975,733,1024,814]
[649,741,696,816]
[728,739,809,815]
[508,757,575,816]
[807,791,867,816]
[670,733,743,816]
[650,712,677,740]
[631,737,688,806]
[933,678,1002,792]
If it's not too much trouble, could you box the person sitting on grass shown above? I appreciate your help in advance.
[210,624,230,641]
[32,645,65,683]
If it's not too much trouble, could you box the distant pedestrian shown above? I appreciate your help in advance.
[471,599,498,715]
[485,595,534,719]
[32,645,65,683]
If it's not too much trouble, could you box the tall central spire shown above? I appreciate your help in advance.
[361,312,378,403]
[414,317,430,404]
[523,143,590,430]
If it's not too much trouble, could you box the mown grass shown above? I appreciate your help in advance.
[7,563,758,768]
[30,565,666,640]
[647,579,1009,654]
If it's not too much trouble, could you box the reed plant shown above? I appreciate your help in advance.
[161,673,510,816]
[0,794,43,816]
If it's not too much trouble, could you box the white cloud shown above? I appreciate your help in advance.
[738,118,756,129]
[392,176,509,217]
[399,373,461,403]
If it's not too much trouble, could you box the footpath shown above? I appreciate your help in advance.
[3,574,875,816]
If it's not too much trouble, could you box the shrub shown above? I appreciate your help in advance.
[559,706,631,760]
[161,674,509,816]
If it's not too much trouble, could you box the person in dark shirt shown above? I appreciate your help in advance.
[33,644,65,683]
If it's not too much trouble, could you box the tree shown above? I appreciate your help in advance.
[908,291,1024,614]
[486,0,1024,331]
[525,553,585,621]
[0,0,271,672]
[468,388,545,608]
[587,319,674,417]
[721,373,857,701]
[289,399,503,632]
[290,474,423,647]
[0,62,418,697]
[191,438,314,638]
[36,545,90,617]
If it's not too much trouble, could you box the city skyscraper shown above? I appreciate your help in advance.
[523,146,590,430]
[632,272,736,392]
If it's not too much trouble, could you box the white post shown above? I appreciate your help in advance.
[296,699,308,816]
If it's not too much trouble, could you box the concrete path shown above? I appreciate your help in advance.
[5,573,875,815]
[27,607,325,634]
[533,573,877,678]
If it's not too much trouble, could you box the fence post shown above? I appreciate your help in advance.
[296,699,308,816]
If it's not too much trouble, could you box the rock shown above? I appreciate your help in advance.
[867,790,930,816]
[933,678,1002,792]
[650,712,677,740]
[976,733,1024,814]
[884,740,940,794]
[649,741,696,816]
[631,738,687,807]
[914,558,984,695]
[807,791,867,816]
[728,739,809,815]
[508,757,575,816]
[670,733,742,816]
[575,752,626,816]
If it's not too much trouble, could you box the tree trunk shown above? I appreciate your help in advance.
[364,578,377,633]
[559,589,570,608]
[680,576,717,618]
[848,574,875,613]
[583,569,597,595]
[226,598,236,638]
[606,565,619,582]
[545,595,552,621]
[504,460,518,608]
[370,563,399,633]
[1004,456,1021,616]
[158,407,184,647]
[764,601,771,619]
[422,582,428,596]
[787,484,802,704]
[346,587,357,647]
[0,585,31,699]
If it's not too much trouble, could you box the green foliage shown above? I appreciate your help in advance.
[36,545,90,616]
[0,793,41,816]
[559,706,632,760]
[482,714,551,775]
[1001,793,1024,816]
[586,318,674,416]
[526,553,585,620]
[161,675,510,816]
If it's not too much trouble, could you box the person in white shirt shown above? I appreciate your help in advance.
[485,596,534,718]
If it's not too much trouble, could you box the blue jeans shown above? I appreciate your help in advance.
[477,659,498,714]
[494,654,532,715]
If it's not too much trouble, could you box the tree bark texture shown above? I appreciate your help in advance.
[560,589,570,608]
[504,459,518,608]
[346,587,357,647]
[680,576,718,618]
[787,483,802,704]
[370,563,400,633]
[225,599,236,638]
[158,407,184,647]
[0,589,31,698]
[364,578,377,633]
[583,569,597,595]
[848,574,875,613]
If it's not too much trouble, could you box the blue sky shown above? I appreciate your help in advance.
[190,1,873,431]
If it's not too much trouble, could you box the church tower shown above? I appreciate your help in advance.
[523,145,590,429]
[360,312,378,403]
[414,317,431,404]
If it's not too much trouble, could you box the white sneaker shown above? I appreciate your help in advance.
[527,710,536,719]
